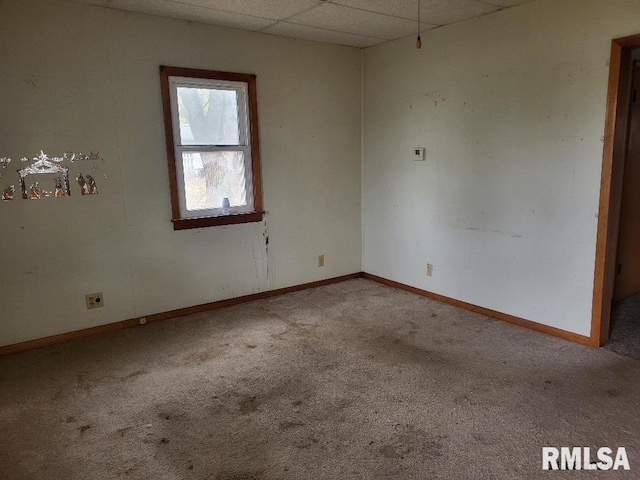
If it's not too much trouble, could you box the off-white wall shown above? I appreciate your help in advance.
[4,0,639,347]
[0,0,362,346]
[362,0,640,336]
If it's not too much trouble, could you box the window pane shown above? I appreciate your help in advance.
[182,151,247,212]
[177,87,240,145]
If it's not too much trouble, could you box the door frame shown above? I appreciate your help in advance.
[592,33,640,347]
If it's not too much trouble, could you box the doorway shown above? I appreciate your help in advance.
[607,54,640,359]
[614,57,640,303]
[592,34,640,348]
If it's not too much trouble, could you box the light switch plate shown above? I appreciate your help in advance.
[412,147,425,161]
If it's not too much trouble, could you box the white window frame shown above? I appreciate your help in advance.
[168,76,255,219]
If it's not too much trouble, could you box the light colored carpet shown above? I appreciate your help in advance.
[1,279,639,479]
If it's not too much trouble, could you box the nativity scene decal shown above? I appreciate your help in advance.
[0,151,103,201]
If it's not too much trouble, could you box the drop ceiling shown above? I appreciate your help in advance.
[68,0,538,48]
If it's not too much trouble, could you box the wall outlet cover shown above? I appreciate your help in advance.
[412,147,426,161]
[85,292,104,309]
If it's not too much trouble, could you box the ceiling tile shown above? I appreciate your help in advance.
[480,0,536,6]
[330,0,500,25]
[66,0,110,5]
[263,21,383,48]
[67,0,541,49]
[180,0,324,21]
[420,0,501,25]
[286,2,436,40]
[104,0,275,30]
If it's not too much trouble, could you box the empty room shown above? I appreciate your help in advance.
[1,0,640,478]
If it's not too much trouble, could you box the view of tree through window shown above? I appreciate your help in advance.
[177,87,239,145]
[177,87,246,212]
[181,151,246,211]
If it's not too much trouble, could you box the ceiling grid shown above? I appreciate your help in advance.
[67,0,538,48]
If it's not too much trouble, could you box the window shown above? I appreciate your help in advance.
[160,66,263,230]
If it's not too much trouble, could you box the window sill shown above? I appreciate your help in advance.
[172,211,264,230]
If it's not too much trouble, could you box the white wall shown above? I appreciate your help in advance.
[0,0,362,346]
[4,0,639,347]
[362,0,640,336]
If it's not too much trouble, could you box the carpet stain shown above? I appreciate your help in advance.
[52,388,65,401]
[270,327,294,339]
[379,445,402,459]
[238,396,259,414]
[371,334,458,369]
[75,374,93,392]
[279,421,305,430]
[433,337,465,347]
[383,424,445,460]
[214,472,262,480]
[471,432,498,445]
[453,393,480,406]
[295,437,319,449]
[182,349,221,366]
[121,369,147,381]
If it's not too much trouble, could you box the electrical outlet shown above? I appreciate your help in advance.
[413,147,426,161]
[318,254,325,267]
[85,292,104,309]
[426,264,433,277]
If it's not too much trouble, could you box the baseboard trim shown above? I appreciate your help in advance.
[0,273,363,356]
[1,271,596,355]
[362,273,595,347]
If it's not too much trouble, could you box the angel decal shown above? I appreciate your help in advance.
[2,185,14,201]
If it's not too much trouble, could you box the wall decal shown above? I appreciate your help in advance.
[18,154,70,200]
[54,177,66,198]
[76,173,98,195]
[2,185,15,201]
[0,157,11,177]
[29,182,42,200]
[1,151,103,201]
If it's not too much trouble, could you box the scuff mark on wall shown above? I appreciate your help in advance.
[263,219,269,255]
[23,76,38,89]
[465,227,523,239]
[263,217,272,290]
[251,244,259,286]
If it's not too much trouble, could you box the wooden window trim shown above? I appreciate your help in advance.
[159,65,264,230]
